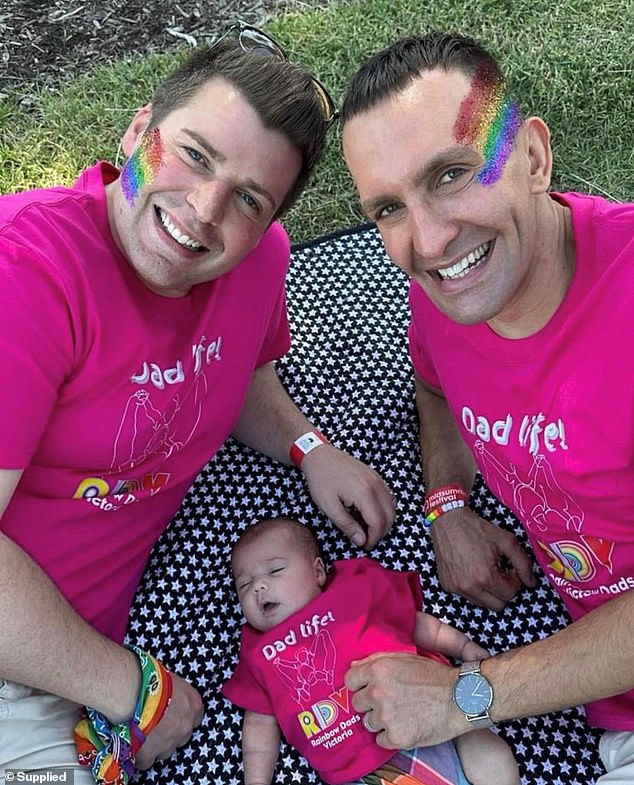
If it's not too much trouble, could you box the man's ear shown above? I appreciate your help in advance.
[120,104,153,157]
[523,116,552,194]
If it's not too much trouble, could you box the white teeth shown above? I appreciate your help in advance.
[158,209,203,250]
[437,242,490,280]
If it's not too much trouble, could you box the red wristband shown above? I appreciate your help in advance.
[290,429,329,467]
[423,484,468,516]
[423,484,468,529]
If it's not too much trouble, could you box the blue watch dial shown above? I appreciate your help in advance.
[454,673,493,715]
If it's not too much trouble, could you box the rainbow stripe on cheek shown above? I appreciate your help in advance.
[120,127,164,204]
[453,65,522,186]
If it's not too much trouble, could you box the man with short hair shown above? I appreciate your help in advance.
[0,28,395,777]
[341,31,634,783]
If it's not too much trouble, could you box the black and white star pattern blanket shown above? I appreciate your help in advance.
[128,224,605,785]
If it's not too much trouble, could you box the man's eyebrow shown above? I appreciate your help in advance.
[360,146,481,215]
[183,129,226,164]
[414,146,478,186]
[182,128,277,210]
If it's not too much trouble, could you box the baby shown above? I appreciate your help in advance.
[223,517,519,785]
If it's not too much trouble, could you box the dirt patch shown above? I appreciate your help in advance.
[0,0,334,99]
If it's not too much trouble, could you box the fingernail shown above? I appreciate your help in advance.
[351,532,366,546]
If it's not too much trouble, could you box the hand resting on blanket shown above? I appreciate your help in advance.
[301,442,396,549]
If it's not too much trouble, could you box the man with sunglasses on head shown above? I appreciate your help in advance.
[340,31,634,784]
[0,27,395,780]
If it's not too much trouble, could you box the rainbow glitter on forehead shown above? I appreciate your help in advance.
[120,127,164,204]
[453,64,522,186]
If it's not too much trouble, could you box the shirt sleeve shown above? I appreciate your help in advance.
[407,280,442,390]
[254,222,292,368]
[361,559,450,666]
[0,239,75,467]
[256,280,291,367]
[222,645,275,715]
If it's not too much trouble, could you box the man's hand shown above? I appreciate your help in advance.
[345,652,463,749]
[136,673,204,769]
[301,444,396,549]
[431,507,536,610]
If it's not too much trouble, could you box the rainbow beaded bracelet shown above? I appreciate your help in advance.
[423,484,468,529]
[74,644,173,785]
[423,499,467,528]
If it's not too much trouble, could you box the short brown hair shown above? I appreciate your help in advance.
[149,41,329,217]
[341,31,507,123]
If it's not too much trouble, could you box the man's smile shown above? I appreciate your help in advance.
[436,241,492,281]
[156,207,207,252]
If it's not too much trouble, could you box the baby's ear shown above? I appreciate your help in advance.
[315,557,327,587]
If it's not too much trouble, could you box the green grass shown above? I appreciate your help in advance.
[1,0,632,242]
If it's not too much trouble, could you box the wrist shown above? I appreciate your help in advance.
[423,484,468,529]
[452,659,495,730]
[479,656,501,724]
[75,647,174,780]
[101,645,142,724]
[289,429,330,468]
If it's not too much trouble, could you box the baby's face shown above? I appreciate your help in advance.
[232,529,325,632]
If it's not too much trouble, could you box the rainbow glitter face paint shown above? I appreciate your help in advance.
[120,127,164,204]
[453,64,522,186]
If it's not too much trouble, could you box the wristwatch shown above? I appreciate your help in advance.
[452,660,494,729]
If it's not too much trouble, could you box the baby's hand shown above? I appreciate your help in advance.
[460,639,490,662]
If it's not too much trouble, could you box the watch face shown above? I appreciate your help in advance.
[454,673,493,715]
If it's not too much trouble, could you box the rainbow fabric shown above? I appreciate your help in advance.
[120,127,164,205]
[453,64,522,186]
[74,645,173,784]
[360,746,463,785]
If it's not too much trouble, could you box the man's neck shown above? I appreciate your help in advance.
[487,196,575,339]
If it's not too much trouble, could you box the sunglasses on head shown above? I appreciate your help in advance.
[211,20,339,125]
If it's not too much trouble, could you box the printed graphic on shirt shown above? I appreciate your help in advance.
[263,610,363,752]
[274,628,336,706]
[73,334,222,509]
[537,536,634,603]
[473,440,583,535]
[462,406,568,458]
[463,406,632,604]
[73,472,170,511]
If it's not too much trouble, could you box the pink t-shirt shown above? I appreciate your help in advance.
[223,558,447,784]
[408,192,634,729]
[0,163,291,642]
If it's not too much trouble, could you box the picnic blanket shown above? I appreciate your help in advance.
[128,223,605,785]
